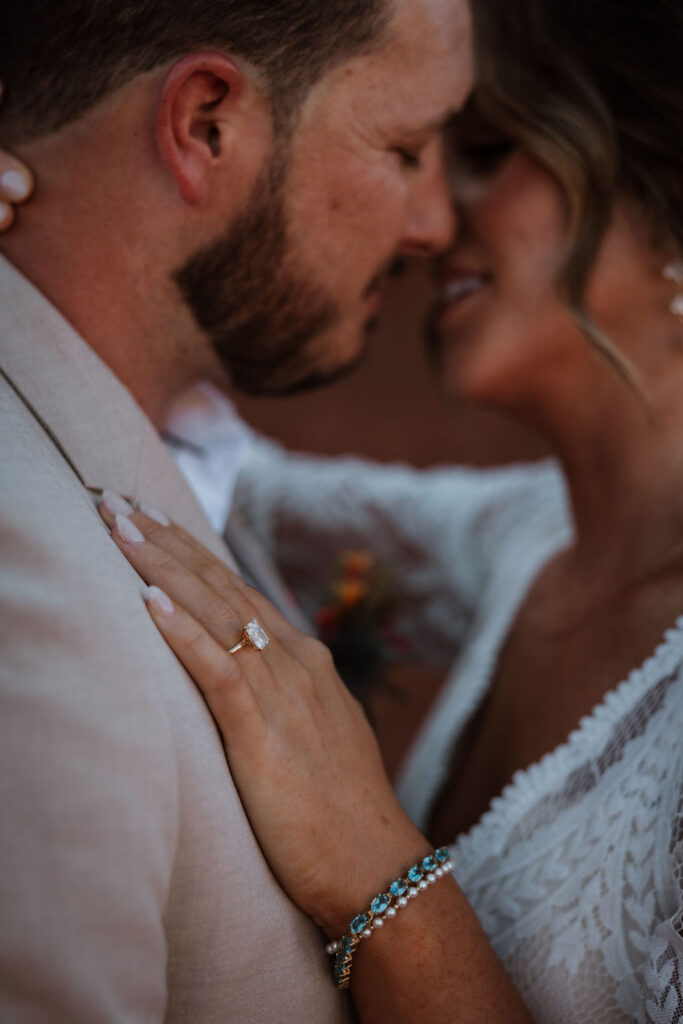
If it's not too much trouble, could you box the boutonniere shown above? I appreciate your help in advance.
[315,550,406,699]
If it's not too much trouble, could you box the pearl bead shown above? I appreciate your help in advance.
[427,873,436,883]
[435,867,444,878]
[373,917,384,929]
[325,942,336,955]
[397,896,408,908]
[418,880,428,890]
[408,887,419,899]
[386,906,397,918]
[362,928,373,939]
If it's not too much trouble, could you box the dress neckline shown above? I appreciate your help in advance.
[451,612,683,863]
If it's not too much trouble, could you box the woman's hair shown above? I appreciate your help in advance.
[471,0,683,390]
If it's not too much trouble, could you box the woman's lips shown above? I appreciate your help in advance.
[438,271,491,310]
[431,271,493,334]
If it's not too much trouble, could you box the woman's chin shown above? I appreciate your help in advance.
[436,348,535,415]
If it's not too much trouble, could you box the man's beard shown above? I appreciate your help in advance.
[174,153,353,397]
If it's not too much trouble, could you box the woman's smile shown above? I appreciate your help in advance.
[434,264,492,326]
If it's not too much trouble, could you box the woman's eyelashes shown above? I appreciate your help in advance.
[453,139,514,177]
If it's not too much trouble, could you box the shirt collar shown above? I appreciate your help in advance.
[164,381,253,533]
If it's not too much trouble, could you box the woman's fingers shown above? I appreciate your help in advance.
[98,493,297,639]
[105,506,258,650]
[145,585,267,753]
[99,495,253,614]
[0,81,35,230]
[0,155,33,204]
[0,151,34,229]
[101,503,297,708]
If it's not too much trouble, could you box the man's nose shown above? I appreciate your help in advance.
[399,143,457,257]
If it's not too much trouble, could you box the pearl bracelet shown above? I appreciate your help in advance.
[325,847,453,990]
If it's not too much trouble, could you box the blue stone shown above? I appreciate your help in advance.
[351,914,369,935]
[390,878,408,897]
[371,893,390,915]
[339,935,355,954]
[407,865,423,883]
[422,855,438,872]
[435,847,450,863]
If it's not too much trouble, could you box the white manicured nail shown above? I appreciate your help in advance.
[139,502,170,527]
[102,490,135,516]
[146,585,174,615]
[1,170,30,201]
[116,513,145,545]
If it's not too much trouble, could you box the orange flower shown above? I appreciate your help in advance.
[335,579,368,608]
[341,550,375,579]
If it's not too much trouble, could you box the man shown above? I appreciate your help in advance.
[0,1,471,1020]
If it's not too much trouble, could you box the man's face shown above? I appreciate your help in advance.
[177,0,472,396]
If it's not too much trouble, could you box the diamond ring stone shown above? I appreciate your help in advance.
[228,618,270,655]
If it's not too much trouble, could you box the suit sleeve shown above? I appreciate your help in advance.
[0,495,178,1022]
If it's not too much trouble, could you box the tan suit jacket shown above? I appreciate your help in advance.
[0,255,347,1022]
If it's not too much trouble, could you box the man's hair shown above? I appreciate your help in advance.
[0,0,392,144]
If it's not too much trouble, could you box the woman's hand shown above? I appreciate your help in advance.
[100,497,535,1022]
[99,498,428,936]
[0,82,34,230]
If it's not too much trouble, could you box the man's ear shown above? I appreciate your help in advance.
[157,52,250,206]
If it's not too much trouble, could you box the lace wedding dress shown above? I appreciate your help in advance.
[235,442,683,1024]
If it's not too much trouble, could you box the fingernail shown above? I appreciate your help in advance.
[1,170,30,202]
[116,513,145,545]
[146,585,174,615]
[102,490,135,517]
[139,502,170,527]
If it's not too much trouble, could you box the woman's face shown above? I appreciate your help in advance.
[429,112,663,418]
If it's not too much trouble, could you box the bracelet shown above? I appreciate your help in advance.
[325,846,453,990]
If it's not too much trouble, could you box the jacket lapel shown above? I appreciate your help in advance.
[0,253,232,562]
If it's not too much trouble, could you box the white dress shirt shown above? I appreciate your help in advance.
[164,380,253,532]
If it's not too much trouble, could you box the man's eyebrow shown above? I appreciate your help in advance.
[394,107,461,143]
[421,108,460,135]
[438,109,463,132]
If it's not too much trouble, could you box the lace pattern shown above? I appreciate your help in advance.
[450,628,683,1024]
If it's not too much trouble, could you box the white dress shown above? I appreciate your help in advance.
[234,441,683,1024]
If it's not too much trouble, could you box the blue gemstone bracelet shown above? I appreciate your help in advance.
[325,847,453,990]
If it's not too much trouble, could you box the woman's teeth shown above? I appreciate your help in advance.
[442,275,489,305]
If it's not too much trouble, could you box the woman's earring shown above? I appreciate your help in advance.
[663,261,683,320]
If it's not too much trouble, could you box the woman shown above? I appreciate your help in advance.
[3,0,682,1019]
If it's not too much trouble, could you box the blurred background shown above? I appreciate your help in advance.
[232,259,548,777]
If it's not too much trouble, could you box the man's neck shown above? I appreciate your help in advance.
[0,92,216,429]
[0,209,211,429]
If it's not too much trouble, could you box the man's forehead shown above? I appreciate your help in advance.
[385,0,471,65]
[374,0,472,113]
[295,0,471,137]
